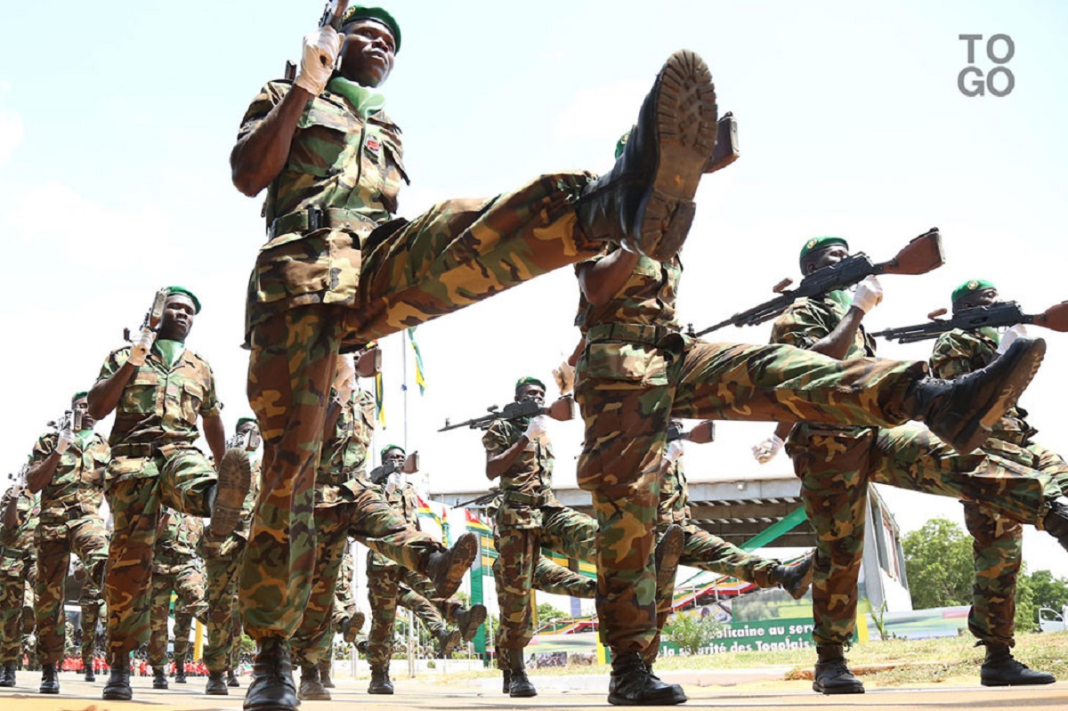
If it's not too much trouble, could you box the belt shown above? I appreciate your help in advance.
[585,322,679,346]
[110,443,157,458]
[268,207,375,241]
[503,490,551,507]
[0,545,30,560]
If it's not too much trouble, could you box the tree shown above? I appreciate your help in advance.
[663,612,722,655]
[1026,569,1068,613]
[536,602,569,630]
[902,518,973,609]
[1015,570,1036,634]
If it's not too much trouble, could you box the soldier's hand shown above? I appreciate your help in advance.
[55,427,74,455]
[852,276,884,314]
[295,26,341,96]
[666,439,685,463]
[524,415,549,440]
[752,434,784,464]
[128,328,156,367]
[334,356,357,400]
[552,361,575,394]
[997,323,1028,354]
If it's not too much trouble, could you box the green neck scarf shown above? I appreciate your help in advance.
[826,289,853,313]
[75,430,94,448]
[328,77,385,119]
[979,327,1000,345]
[155,339,186,368]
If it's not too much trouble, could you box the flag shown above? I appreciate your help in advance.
[407,327,427,395]
[374,371,386,426]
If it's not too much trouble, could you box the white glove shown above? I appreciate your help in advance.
[997,324,1029,354]
[524,415,549,440]
[55,428,74,455]
[128,328,156,367]
[752,434,784,464]
[294,27,341,96]
[387,472,403,489]
[666,440,685,463]
[852,276,884,314]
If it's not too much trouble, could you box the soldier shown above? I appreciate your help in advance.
[929,279,1066,686]
[147,509,208,690]
[0,486,39,687]
[78,569,104,682]
[86,286,251,702]
[754,238,1068,694]
[319,548,363,689]
[645,422,815,670]
[230,2,720,705]
[202,417,262,696]
[25,391,110,694]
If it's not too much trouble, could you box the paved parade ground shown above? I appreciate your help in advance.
[3,673,1068,711]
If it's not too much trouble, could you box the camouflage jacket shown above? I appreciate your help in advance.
[575,244,682,335]
[0,488,40,556]
[930,329,1032,443]
[657,458,692,528]
[29,430,109,523]
[96,343,222,476]
[238,81,409,344]
[483,419,557,530]
[154,510,203,574]
[316,388,376,507]
[368,482,421,570]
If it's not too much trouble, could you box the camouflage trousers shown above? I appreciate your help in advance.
[788,423,1062,646]
[965,437,1068,646]
[292,495,444,666]
[494,506,596,651]
[202,539,247,672]
[244,173,599,637]
[398,585,448,636]
[0,552,33,664]
[34,513,109,665]
[148,560,207,668]
[103,457,215,654]
[575,337,928,652]
[80,585,103,667]
[173,604,194,663]
[334,549,357,625]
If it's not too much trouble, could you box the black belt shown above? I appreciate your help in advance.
[110,443,157,458]
[585,322,679,346]
[503,490,551,507]
[268,207,375,240]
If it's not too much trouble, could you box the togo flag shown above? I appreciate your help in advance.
[407,327,428,395]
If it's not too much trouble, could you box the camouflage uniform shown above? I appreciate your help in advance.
[148,511,208,669]
[29,429,110,666]
[483,420,596,657]
[172,602,194,668]
[773,294,1063,646]
[79,576,104,669]
[201,459,260,673]
[238,79,601,640]
[95,343,222,654]
[571,245,1047,653]
[931,328,1068,647]
[0,488,39,665]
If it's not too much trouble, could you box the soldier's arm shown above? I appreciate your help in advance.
[2,492,22,531]
[773,302,862,362]
[25,436,60,495]
[230,84,314,197]
[88,351,138,421]
[484,422,527,481]
[202,414,227,465]
[577,248,640,305]
[809,308,866,360]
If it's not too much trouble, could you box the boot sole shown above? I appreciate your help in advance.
[205,687,230,695]
[368,687,394,695]
[103,689,133,700]
[298,690,331,701]
[460,605,488,642]
[783,551,816,600]
[608,688,688,705]
[654,525,686,591]
[954,339,1045,453]
[982,676,1057,686]
[813,681,865,694]
[633,49,718,261]
[210,448,252,538]
[435,533,478,599]
[440,629,462,655]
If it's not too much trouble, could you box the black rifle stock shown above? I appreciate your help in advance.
[872,300,1068,344]
[693,228,944,337]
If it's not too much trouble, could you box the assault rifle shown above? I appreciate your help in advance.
[369,452,420,486]
[227,426,262,452]
[123,288,168,342]
[319,0,350,30]
[439,396,575,433]
[691,228,945,337]
[871,300,1068,344]
[705,112,739,174]
[454,489,501,509]
[667,420,716,444]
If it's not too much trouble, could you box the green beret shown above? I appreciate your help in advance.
[165,286,201,314]
[952,279,997,304]
[237,417,257,428]
[515,376,545,391]
[342,5,402,53]
[615,131,631,160]
[799,237,849,262]
[72,391,88,403]
[381,444,405,457]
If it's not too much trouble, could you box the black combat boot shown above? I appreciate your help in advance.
[244,635,298,711]
[174,654,187,683]
[908,337,1045,455]
[227,668,240,687]
[318,659,334,688]
[368,665,393,695]
[505,648,536,698]
[980,642,1056,686]
[298,663,330,701]
[152,666,169,689]
[608,650,686,705]
[812,644,864,694]
[1042,497,1068,553]
[775,550,816,599]
[575,50,718,262]
[501,669,511,694]
[38,662,59,694]
[437,628,462,656]
[654,524,685,591]
[84,661,95,682]
[454,604,487,643]
[0,661,15,687]
[102,651,132,701]
[426,532,478,599]
[340,612,365,645]
[206,669,229,695]
[208,448,252,538]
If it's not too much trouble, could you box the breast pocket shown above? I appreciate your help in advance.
[122,371,160,415]
[291,106,355,177]
[180,380,205,425]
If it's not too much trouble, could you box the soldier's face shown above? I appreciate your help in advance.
[384,449,405,466]
[73,397,95,430]
[158,295,196,342]
[954,287,999,313]
[516,384,545,406]
[338,20,396,88]
[805,245,850,274]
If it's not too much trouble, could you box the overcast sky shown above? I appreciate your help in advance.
[2,1,1067,576]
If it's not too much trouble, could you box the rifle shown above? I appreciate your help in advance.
[871,300,1068,344]
[319,0,350,30]
[667,420,716,444]
[691,228,945,337]
[227,427,262,452]
[123,288,168,342]
[439,396,575,433]
[454,489,501,509]
[704,112,739,174]
[369,452,420,486]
